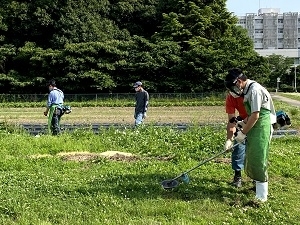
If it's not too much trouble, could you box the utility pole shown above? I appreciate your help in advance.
[295,64,297,92]
[276,77,280,92]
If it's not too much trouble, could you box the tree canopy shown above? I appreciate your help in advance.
[0,0,271,93]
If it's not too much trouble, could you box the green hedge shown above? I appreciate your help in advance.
[0,99,224,108]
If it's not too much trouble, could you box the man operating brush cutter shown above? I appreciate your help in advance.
[224,68,276,203]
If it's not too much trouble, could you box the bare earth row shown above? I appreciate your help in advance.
[0,106,227,124]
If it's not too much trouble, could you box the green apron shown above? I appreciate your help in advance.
[244,102,271,182]
[47,104,61,134]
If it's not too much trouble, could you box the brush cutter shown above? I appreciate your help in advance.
[161,143,239,190]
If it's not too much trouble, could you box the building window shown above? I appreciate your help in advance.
[255,19,263,24]
[278,39,283,43]
[255,39,263,43]
[238,19,246,24]
[278,28,284,33]
[255,29,263,33]
[278,19,283,24]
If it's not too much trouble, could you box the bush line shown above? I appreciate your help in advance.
[0,100,224,108]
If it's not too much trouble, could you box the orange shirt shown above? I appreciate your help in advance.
[225,94,248,120]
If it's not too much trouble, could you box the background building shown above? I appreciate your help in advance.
[237,8,300,63]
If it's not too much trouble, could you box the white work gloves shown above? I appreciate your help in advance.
[235,120,246,129]
[235,130,246,143]
[224,139,233,151]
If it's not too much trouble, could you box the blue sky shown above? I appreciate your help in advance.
[226,0,300,15]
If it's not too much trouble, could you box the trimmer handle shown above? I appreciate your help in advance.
[229,116,243,124]
[229,116,243,136]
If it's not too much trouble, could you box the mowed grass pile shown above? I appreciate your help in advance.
[0,125,299,224]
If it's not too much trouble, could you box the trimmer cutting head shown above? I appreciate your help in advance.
[161,173,190,190]
[161,179,179,190]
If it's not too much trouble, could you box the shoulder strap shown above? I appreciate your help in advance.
[243,82,256,96]
[54,88,63,93]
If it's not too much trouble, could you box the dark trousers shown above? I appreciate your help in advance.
[51,108,62,135]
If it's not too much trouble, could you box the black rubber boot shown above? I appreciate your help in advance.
[232,170,242,188]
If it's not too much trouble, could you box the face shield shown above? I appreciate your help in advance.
[229,84,243,97]
[224,78,243,97]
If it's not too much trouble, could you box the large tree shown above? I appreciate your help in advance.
[152,0,267,92]
[264,54,294,90]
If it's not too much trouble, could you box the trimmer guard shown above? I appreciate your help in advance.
[161,179,179,190]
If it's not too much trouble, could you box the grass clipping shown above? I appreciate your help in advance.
[59,151,139,162]
[31,151,139,162]
[30,151,230,163]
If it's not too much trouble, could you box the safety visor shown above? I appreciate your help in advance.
[224,74,243,96]
[229,85,243,96]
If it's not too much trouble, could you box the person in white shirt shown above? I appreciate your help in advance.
[224,68,276,203]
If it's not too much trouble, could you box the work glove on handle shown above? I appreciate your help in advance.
[235,120,246,129]
[235,130,246,143]
[224,139,233,151]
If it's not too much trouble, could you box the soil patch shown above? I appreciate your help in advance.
[30,151,174,162]
[57,151,139,162]
[107,153,140,162]
[214,158,231,164]
[58,151,100,162]
[29,154,53,159]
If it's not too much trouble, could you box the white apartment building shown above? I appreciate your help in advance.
[237,8,300,63]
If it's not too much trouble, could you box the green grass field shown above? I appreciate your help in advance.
[280,92,300,101]
[0,99,299,224]
[0,126,299,224]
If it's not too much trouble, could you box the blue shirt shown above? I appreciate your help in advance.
[47,88,64,107]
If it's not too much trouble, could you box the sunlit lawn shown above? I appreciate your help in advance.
[0,125,298,224]
[0,99,299,224]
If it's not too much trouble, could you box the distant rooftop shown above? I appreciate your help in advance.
[233,8,300,16]
[258,8,280,15]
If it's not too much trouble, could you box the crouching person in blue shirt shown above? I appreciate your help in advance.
[44,80,64,135]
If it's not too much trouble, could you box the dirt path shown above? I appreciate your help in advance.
[271,93,300,107]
